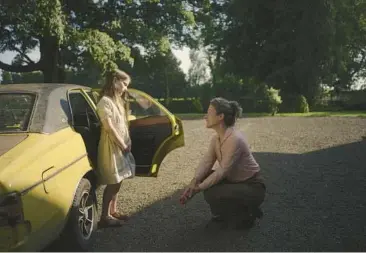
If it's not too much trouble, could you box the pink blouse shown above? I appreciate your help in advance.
[195,127,260,190]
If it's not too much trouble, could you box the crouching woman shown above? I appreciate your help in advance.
[180,97,266,229]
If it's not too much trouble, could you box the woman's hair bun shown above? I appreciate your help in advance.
[229,100,243,118]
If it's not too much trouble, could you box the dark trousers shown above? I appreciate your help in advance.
[203,172,266,220]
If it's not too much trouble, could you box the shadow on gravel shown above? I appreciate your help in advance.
[90,139,366,252]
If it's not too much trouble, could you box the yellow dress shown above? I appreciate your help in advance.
[96,96,132,185]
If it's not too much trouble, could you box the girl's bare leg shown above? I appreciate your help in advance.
[109,182,129,220]
[109,182,122,214]
[100,183,122,221]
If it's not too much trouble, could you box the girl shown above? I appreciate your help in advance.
[180,97,266,229]
[96,69,133,227]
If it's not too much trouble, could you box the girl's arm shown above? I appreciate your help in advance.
[97,98,128,151]
[103,117,128,151]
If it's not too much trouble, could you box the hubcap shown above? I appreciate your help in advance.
[77,190,94,239]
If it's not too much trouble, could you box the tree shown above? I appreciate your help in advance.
[195,0,229,87]
[0,0,203,83]
[221,0,334,103]
[139,50,189,98]
[325,0,366,92]
[198,0,366,105]
[188,48,211,87]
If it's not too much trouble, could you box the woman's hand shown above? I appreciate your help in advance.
[179,183,201,205]
[179,179,197,204]
[191,185,201,196]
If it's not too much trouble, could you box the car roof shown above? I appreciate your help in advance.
[0,83,93,134]
[0,83,89,93]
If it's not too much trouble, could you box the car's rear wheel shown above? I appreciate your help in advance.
[56,178,98,251]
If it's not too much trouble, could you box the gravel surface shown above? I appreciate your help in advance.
[90,117,366,251]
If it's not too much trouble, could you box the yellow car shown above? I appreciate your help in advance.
[0,83,185,251]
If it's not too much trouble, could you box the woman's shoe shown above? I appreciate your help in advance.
[211,215,225,223]
[230,209,257,230]
[251,207,263,219]
[234,218,255,230]
[205,215,228,230]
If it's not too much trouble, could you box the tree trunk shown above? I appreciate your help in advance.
[40,36,65,83]
[164,66,170,105]
[209,46,222,91]
[208,56,216,88]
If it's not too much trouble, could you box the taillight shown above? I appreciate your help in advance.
[0,192,24,227]
[173,123,180,135]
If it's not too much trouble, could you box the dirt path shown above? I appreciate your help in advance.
[91,117,366,251]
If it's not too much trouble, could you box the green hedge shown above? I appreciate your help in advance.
[156,90,365,114]
[237,98,271,113]
[313,90,366,111]
[158,98,204,113]
[338,90,366,110]
[157,97,276,114]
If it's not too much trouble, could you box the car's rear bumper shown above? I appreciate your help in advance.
[0,221,31,251]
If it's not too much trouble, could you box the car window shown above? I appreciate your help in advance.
[128,92,165,119]
[86,91,98,105]
[0,93,36,132]
[69,92,98,127]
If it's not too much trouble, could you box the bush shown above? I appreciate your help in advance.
[296,95,310,113]
[279,94,310,113]
[236,85,282,114]
[265,87,282,115]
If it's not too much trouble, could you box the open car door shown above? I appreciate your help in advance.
[68,88,101,168]
[91,88,185,177]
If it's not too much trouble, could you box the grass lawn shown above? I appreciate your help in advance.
[176,111,366,120]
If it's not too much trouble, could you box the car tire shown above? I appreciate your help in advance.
[57,178,98,251]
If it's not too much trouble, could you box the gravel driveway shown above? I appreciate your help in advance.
[90,117,366,251]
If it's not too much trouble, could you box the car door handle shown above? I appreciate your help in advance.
[42,166,55,194]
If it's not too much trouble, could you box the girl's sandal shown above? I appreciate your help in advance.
[98,216,125,228]
[111,212,129,221]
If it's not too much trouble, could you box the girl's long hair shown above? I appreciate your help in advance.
[100,69,131,121]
